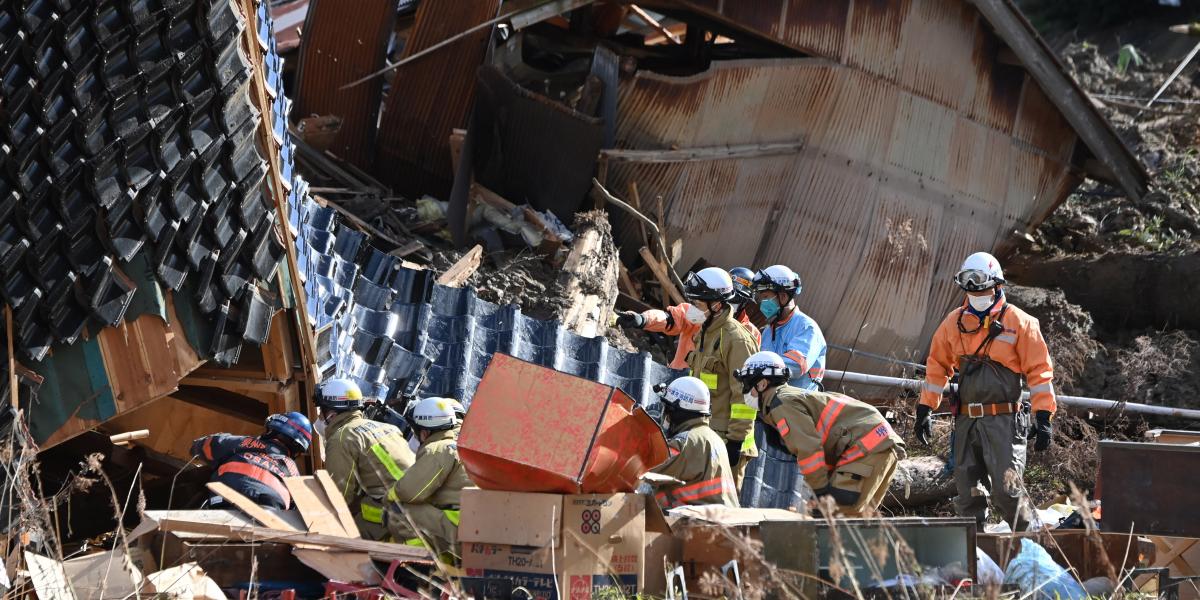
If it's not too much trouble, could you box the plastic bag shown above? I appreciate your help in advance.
[976,547,1005,586]
[1002,538,1086,600]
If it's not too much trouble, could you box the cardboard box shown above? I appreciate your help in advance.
[459,488,673,599]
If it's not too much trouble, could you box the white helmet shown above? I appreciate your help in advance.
[409,397,457,431]
[752,265,801,295]
[447,398,466,421]
[683,267,735,302]
[660,377,711,415]
[734,351,791,392]
[316,378,365,410]
[954,252,1005,292]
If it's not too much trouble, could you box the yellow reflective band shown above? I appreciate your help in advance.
[729,403,757,420]
[699,372,719,390]
[370,443,405,480]
[360,502,383,524]
[443,509,461,526]
[740,435,757,454]
[405,538,426,547]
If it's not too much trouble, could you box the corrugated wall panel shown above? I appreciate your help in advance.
[781,0,849,58]
[896,0,975,113]
[1012,73,1079,163]
[374,0,500,197]
[293,0,396,166]
[843,0,910,84]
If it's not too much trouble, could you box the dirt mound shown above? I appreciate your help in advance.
[1005,285,1102,392]
[430,248,569,320]
[1030,43,1200,257]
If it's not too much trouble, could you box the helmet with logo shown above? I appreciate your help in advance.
[752,265,801,296]
[446,398,466,421]
[682,267,735,302]
[953,252,1005,292]
[408,397,458,432]
[659,376,712,416]
[729,267,755,303]
[265,411,314,455]
[315,378,365,411]
[734,351,792,393]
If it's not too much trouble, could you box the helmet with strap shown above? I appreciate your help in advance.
[752,265,801,296]
[734,351,791,393]
[315,378,365,411]
[954,252,1005,292]
[409,397,458,432]
[683,267,735,302]
[265,411,314,454]
[659,376,711,416]
[729,267,755,304]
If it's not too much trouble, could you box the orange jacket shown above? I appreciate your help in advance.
[642,303,761,369]
[920,295,1056,413]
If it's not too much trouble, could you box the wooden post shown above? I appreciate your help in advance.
[5,305,15,409]
[639,247,685,306]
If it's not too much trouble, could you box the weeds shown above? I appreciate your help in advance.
[1116,45,1143,75]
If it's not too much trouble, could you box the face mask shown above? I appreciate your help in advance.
[743,393,759,412]
[967,293,995,313]
[759,297,781,320]
[684,304,706,325]
[314,416,327,438]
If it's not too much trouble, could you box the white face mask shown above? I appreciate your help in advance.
[743,393,759,411]
[967,294,995,312]
[684,304,706,325]
[314,415,327,438]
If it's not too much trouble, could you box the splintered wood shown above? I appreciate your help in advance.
[206,482,299,532]
[437,245,484,287]
[559,211,620,338]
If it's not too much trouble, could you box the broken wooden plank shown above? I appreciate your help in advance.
[293,549,380,585]
[591,179,684,293]
[108,430,149,445]
[640,247,685,306]
[618,262,638,298]
[315,470,362,538]
[285,476,348,536]
[437,245,484,287]
[206,482,301,532]
[559,212,620,338]
[149,518,432,563]
[628,182,651,252]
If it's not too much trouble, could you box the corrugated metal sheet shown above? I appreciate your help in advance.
[374,0,500,198]
[268,0,308,51]
[640,0,1142,194]
[605,56,1083,369]
[293,0,395,165]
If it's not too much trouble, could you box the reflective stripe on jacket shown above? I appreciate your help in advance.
[760,308,827,390]
[764,386,905,491]
[387,426,471,508]
[191,434,299,509]
[651,417,738,509]
[921,295,1056,413]
[685,307,760,445]
[642,303,761,370]
[323,411,417,515]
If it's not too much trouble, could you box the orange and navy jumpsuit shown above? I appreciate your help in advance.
[191,434,300,510]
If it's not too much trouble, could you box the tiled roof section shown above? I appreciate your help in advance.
[287,194,673,407]
[0,0,283,363]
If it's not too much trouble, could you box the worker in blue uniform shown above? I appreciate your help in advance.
[752,265,827,390]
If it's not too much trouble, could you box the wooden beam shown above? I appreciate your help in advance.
[315,470,361,538]
[285,476,349,536]
[639,247,685,306]
[181,374,284,394]
[206,482,301,532]
[629,4,682,44]
[559,215,620,338]
[172,386,269,424]
[436,245,483,287]
[149,518,432,563]
[627,182,651,252]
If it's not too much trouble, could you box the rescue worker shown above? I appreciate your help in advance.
[191,412,312,510]
[752,265,827,390]
[316,378,416,540]
[915,252,1055,531]
[735,352,905,516]
[384,397,472,556]
[648,376,739,509]
[615,266,761,369]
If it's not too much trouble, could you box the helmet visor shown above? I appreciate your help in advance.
[954,269,996,292]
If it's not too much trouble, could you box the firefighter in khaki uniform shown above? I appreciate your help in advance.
[915,252,1056,531]
[680,267,760,490]
[736,352,905,516]
[315,379,416,541]
[385,397,472,557]
[648,377,739,509]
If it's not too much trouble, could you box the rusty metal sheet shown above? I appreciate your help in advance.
[294,0,396,166]
[648,0,1145,196]
[605,58,1083,365]
[1100,441,1200,538]
[374,0,501,198]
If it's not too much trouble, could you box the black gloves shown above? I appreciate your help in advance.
[1033,410,1053,452]
[915,404,933,446]
[726,440,742,467]
[616,311,645,329]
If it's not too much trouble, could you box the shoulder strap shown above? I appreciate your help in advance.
[971,305,1009,356]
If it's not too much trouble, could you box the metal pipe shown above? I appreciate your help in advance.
[827,344,924,371]
[825,369,1200,421]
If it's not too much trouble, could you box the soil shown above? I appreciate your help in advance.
[430,247,570,321]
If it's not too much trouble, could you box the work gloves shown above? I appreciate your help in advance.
[615,311,645,329]
[1032,410,1053,452]
[915,404,933,446]
[725,440,742,467]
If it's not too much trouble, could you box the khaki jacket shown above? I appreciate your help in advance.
[387,426,472,508]
[651,417,739,508]
[323,410,416,523]
[686,307,759,447]
[763,386,905,491]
